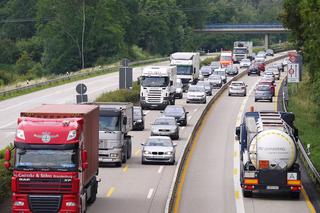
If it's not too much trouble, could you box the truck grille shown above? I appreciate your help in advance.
[258,170,287,186]
[147,89,162,103]
[29,195,62,213]
[18,178,73,194]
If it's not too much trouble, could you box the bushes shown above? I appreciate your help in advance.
[200,56,219,67]
[95,82,140,104]
[0,145,13,201]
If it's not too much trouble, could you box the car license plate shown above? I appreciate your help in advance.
[266,186,279,190]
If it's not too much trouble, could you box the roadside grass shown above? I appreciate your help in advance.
[0,145,13,201]
[287,73,320,171]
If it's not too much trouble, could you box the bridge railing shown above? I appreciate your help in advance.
[205,24,285,29]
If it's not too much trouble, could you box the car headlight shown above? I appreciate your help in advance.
[165,151,173,155]
[143,150,151,155]
[67,130,77,141]
[137,119,142,122]
[16,129,25,140]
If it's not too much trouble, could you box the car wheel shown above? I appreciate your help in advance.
[244,93,246,97]
[228,93,231,96]
[186,100,189,104]
[203,99,207,104]
[270,98,273,102]
[116,162,122,167]
[170,159,175,165]
[254,98,257,102]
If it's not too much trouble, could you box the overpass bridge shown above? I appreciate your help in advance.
[195,24,290,49]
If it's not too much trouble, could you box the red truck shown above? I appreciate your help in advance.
[4,104,99,213]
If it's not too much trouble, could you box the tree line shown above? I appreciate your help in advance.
[0,0,283,86]
[281,0,320,119]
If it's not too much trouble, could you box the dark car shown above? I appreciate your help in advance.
[197,81,213,96]
[225,65,239,76]
[247,64,260,76]
[133,106,145,130]
[162,105,188,126]
[200,66,213,77]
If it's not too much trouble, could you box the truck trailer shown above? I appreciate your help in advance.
[170,52,200,91]
[235,110,301,198]
[140,66,177,109]
[95,102,133,167]
[4,104,99,213]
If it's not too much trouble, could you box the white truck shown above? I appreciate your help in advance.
[236,110,301,199]
[140,66,177,109]
[170,52,200,91]
[233,41,253,63]
[96,102,133,167]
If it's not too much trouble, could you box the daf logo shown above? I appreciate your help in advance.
[34,132,59,143]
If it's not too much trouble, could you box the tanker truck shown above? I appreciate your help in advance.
[235,110,301,198]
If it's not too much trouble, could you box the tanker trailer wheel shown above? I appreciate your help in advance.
[87,178,98,204]
[242,189,252,198]
[291,192,300,200]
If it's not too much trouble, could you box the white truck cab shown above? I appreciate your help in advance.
[170,52,200,91]
[140,66,177,110]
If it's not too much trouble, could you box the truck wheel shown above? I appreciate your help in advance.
[116,162,122,167]
[127,138,132,159]
[242,190,252,197]
[87,178,98,204]
[291,192,300,199]
[122,152,127,164]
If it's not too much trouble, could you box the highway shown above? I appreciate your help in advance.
[174,58,313,213]
[0,52,316,213]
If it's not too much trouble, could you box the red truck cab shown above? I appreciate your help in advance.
[5,104,99,213]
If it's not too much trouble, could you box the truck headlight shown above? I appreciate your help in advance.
[14,201,24,206]
[110,153,119,157]
[16,129,25,140]
[66,201,76,207]
[67,130,77,141]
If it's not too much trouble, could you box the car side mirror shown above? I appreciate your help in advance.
[173,143,177,147]
[160,111,164,113]
[235,126,240,141]
[143,113,146,116]
[141,143,145,146]
[186,112,189,114]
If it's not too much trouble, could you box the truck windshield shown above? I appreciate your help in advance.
[99,116,120,131]
[176,65,193,75]
[234,49,247,54]
[15,148,78,171]
[220,56,232,61]
[141,76,169,87]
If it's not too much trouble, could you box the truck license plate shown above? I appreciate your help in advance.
[266,186,279,190]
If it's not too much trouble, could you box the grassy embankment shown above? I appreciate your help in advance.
[287,72,320,171]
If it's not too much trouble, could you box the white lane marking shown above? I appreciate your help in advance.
[158,166,164,174]
[181,127,185,130]
[144,110,150,115]
[0,121,16,129]
[193,108,198,112]
[187,116,192,121]
[233,82,257,213]
[147,188,154,199]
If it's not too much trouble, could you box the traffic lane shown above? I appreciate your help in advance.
[243,63,310,213]
[88,96,209,213]
[177,71,260,213]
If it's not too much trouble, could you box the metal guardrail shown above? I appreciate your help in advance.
[164,52,288,213]
[205,24,285,29]
[282,85,320,187]
[0,57,169,97]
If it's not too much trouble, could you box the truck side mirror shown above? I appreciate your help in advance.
[235,126,240,141]
[123,116,127,125]
[4,148,11,170]
[170,81,173,86]
[81,150,88,171]
[193,68,196,74]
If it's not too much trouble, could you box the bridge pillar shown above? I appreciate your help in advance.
[264,34,269,50]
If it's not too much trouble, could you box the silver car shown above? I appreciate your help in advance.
[255,85,273,102]
[263,71,275,83]
[210,61,221,70]
[208,74,222,88]
[151,117,179,140]
[197,81,213,96]
[186,85,207,104]
[141,136,176,165]
[228,81,247,96]
[213,68,227,83]
[266,67,280,80]
[175,79,183,99]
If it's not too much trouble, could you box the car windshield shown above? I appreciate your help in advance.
[188,86,205,92]
[197,81,210,87]
[241,59,250,63]
[234,49,247,54]
[165,107,184,115]
[231,83,244,87]
[210,62,220,68]
[176,65,193,75]
[154,118,175,125]
[226,66,236,72]
[99,115,120,131]
[209,75,221,80]
[141,76,169,87]
[220,56,232,61]
[133,108,142,118]
[200,66,211,72]
[257,86,270,91]
[146,138,172,147]
[214,71,225,76]
[15,148,78,171]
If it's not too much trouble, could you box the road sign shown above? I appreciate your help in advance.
[76,83,87,94]
[288,52,297,63]
[119,67,133,89]
[287,63,300,83]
